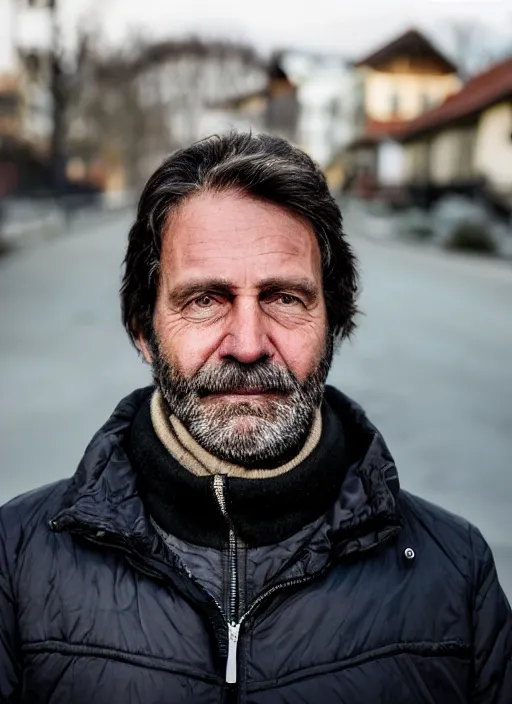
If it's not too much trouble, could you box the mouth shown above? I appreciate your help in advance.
[201,389,287,401]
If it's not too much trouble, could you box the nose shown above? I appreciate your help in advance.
[218,297,272,364]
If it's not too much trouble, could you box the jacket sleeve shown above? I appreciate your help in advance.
[0,509,21,703]
[470,526,512,703]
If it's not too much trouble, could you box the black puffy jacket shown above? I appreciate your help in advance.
[1,387,511,704]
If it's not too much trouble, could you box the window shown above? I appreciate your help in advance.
[0,93,20,116]
[328,98,342,120]
[23,52,42,79]
[456,128,476,180]
[390,91,400,115]
[420,93,431,113]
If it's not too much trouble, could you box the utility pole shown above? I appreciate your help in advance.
[48,0,66,198]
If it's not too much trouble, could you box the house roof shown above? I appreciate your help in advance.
[346,117,414,150]
[138,38,263,69]
[207,57,295,111]
[365,118,411,140]
[399,56,512,142]
[354,28,457,74]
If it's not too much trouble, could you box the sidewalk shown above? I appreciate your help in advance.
[340,195,512,262]
[0,195,135,255]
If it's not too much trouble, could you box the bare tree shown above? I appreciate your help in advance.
[66,35,265,193]
[442,20,512,80]
[67,35,168,192]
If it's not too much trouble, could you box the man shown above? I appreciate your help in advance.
[0,132,510,704]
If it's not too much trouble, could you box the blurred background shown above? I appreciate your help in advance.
[1,0,511,596]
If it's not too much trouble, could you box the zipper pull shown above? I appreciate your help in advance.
[226,622,241,684]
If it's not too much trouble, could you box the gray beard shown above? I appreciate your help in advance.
[150,335,333,467]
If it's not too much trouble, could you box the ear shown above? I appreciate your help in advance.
[136,335,153,365]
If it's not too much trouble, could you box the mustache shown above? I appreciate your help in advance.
[186,360,299,397]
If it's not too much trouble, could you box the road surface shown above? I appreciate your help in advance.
[1,210,511,597]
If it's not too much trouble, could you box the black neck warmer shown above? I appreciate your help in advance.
[130,395,346,549]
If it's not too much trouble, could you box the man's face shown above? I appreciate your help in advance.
[142,191,332,466]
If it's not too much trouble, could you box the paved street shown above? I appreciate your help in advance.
[1,210,511,598]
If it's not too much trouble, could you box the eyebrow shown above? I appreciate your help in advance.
[168,277,319,307]
[168,279,233,307]
[258,277,319,302]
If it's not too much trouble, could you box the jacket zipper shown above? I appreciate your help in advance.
[84,520,247,688]
[213,475,240,683]
[212,475,324,686]
[54,494,402,690]
[56,501,321,687]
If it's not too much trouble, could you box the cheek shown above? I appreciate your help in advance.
[153,306,223,376]
[271,322,327,381]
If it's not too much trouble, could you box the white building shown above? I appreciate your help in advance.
[0,0,52,145]
[280,50,356,168]
[135,40,268,175]
[0,0,16,73]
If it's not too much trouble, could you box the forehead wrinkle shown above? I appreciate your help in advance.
[184,231,313,253]
[180,236,312,260]
[171,209,312,241]
[181,251,313,271]
[184,230,309,247]
[162,192,321,276]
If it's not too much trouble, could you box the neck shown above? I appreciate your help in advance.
[150,389,323,479]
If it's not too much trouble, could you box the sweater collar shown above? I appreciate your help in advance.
[150,389,323,479]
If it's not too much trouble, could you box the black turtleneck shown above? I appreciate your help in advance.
[130,396,346,549]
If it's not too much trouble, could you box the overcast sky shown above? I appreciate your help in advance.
[64,0,512,57]
[0,0,510,69]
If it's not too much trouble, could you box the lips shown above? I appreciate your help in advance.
[218,390,269,395]
[201,389,287,398]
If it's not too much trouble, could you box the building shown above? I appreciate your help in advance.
[346,28,460,196]
[0,73,22,140]
[398,56,512,213]
[280,50,355,169]
[204,54,299,145]
[0,0,53,145]
[130,39,268,180]
[0,0,53,194]
[206,49,355,178]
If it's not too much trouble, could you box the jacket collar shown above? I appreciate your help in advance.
[50,385,402,561]
[130,388,348,548]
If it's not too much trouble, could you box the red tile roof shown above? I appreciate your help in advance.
[346,118,414,149]
[399,56,512,141]
[365,117,412,140]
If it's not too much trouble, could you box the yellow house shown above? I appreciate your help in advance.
[474,102,512,203]
[354,29,459,126]
[399,56,512,209]
[347,29,460,195]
